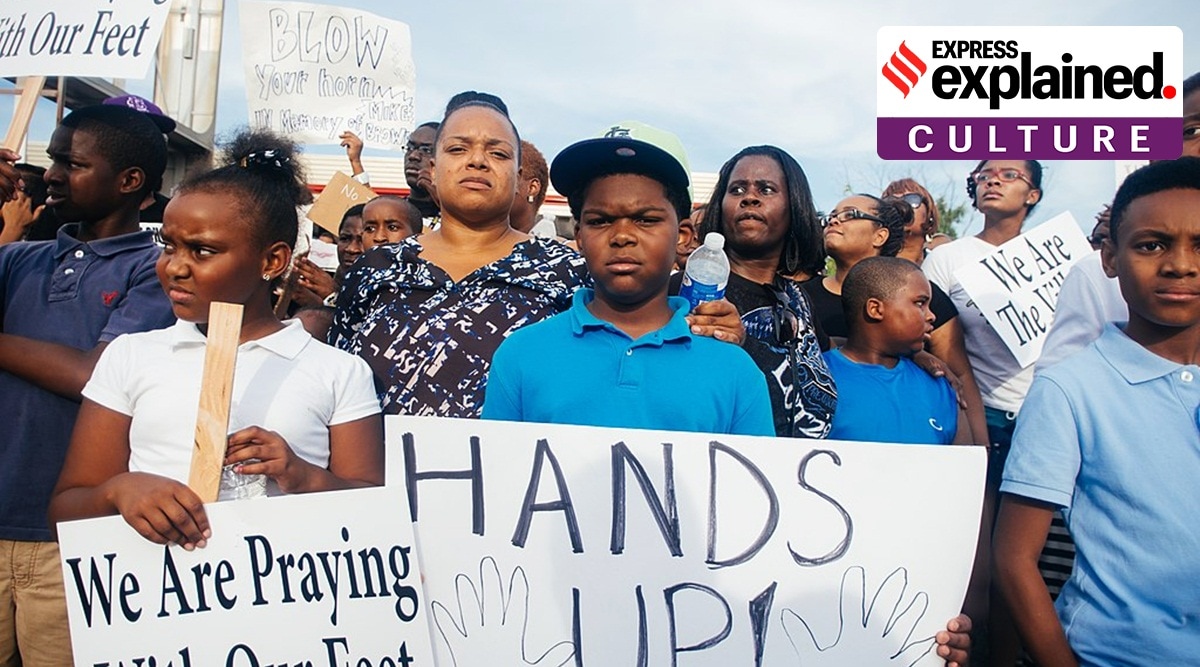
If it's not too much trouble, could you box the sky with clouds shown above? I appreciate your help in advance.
[10,0,1199,234]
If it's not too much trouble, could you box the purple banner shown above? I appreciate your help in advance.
[877,117,1182,160]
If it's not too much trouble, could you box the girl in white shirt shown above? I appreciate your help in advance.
[49,130,384,551]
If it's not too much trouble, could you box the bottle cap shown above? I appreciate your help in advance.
[703,232,725,250]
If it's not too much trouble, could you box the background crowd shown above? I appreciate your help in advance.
[0,72,1197,667]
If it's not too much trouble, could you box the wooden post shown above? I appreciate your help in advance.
[272,271,295,319]
[188,302,243,502]
[3,76,47,150]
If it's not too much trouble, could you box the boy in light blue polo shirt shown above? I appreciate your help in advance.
[994,158,1200,665]
[482,124,773,436]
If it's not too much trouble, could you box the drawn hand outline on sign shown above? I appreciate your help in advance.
[781,565,937,666]
[431,555,576,667]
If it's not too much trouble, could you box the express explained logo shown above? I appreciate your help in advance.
[881,39,1172,109]
[881,41,927,98]
[876,27,1182,160]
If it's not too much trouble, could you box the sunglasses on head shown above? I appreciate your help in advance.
[821,208,884,228]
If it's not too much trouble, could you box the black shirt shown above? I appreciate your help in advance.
[806,276,958,339]
[670,271,837,438]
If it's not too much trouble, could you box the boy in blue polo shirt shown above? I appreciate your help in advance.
[993,158,1200,666]
[823,256,969,445]
[0,105,175,664]
[481,124,773,436]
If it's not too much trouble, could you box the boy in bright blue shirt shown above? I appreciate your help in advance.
[482,124,773,436]
[994,158,1200,666]
[823,256,969,445]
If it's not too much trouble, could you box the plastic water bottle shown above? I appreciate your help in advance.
[679,232,730,311]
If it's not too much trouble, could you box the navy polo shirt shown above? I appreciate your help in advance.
[0,225,174,541]
[482,289,774,436]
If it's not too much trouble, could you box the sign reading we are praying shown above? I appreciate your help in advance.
[240,1,416,150]
[57,486,435,667]
[0,0,171,78]
[397,417,986,666]
[955,212,1093,367]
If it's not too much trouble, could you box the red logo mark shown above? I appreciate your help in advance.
[102,291,119,306]
[882,41,927,98]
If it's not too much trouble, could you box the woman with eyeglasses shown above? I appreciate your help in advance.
[809,194,990,445]
[882,178,940,266]
[689,145,837,439]
[923,160,1042,462]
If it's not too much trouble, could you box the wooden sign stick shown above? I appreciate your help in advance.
[188,302,244,502]
[3,76,46,150]
[272,270,296,319]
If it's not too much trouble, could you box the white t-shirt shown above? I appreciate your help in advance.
[83,319,381,493]
[1034,251,1128,373]
[923,236,1034,413]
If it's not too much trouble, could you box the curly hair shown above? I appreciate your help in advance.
[177,128,309,248]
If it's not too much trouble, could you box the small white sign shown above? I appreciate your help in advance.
[0,0,172,78]
[955,213,1093,368]
[308,237,339,271]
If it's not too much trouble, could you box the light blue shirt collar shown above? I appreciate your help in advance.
[1097,323,1199,385]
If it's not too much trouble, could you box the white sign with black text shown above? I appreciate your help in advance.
[0,0,172,78]
[239,0,416,150]
[58,486,435,667]
[395,416,986,666]
[955,212,1093,367]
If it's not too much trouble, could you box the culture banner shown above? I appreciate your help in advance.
[955,212,1093,367]
[0,0,172,78]
[57,486,436,667]
[394,416,986,666]
[240,0,416,150]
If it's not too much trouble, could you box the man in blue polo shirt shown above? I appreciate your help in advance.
[0,105,174,664]
[481,123,773,436]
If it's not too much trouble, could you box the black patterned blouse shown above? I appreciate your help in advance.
[330,236,589,417]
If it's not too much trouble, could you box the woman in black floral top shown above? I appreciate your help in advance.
[331,101,588,417]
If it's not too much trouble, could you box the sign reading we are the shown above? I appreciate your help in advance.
[239,1,416,151]
[397,417,986,666]
[955,212,1093,367]
[0,0,172,78]
[57,486,435,667]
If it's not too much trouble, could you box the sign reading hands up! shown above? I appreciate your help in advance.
[399,417,985,666]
